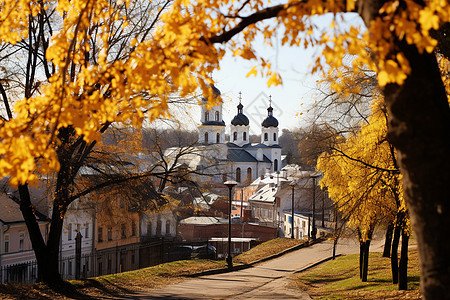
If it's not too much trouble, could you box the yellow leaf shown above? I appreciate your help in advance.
[247,66,258,78]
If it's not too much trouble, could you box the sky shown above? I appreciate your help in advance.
[172,35,324,135]
[167,13,366,135]
[213,43,322,134]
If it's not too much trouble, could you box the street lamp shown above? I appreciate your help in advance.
[224,180,238,268]
[289,180,297,239]
[310,172,321,240]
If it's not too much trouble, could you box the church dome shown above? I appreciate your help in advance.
[262,106,279,128]
[231,103,249,126]
[211,85,221,96]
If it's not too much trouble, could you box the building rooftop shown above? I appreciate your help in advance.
[179,216,227,225]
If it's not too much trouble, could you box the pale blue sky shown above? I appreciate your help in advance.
[168,13,365,134]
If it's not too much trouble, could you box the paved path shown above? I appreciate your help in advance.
[124,238,385,300]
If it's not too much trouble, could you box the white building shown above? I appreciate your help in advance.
[165,86,283,186]
[247,169,332,237]
[0,193,49,284]
[283,211,310,239]
[59,200,95,280]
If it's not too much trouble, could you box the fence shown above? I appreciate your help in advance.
[0,238,212,284]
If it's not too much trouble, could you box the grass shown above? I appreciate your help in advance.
[291,248,421,299]
[234,237,306,264]
[0,237,306,299]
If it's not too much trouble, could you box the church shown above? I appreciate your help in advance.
[192,86,283,185]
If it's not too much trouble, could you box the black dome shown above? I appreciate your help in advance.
[261,106,278,127]
[231,102,249,126]
[231,114,249,126]
[262,116,279,128]
[211,84,221,96]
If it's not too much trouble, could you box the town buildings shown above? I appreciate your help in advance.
[0,193,49,283]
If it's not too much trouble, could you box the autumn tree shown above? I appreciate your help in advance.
[0,0,187,286]
[318,96,410,288]
[1,0,450,297]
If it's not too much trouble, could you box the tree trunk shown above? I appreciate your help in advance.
[357,2,450,298]
[391,224,401,284]
[359,241,365,279]
[18,185,48,281]
[383,222,394,258]
[362,239,371,282]
[382,44,450,299]
[399,229,409,290]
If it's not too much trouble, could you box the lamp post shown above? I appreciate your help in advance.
[311,172,320,240]
[224,180,238,268]
[289,180,297,239]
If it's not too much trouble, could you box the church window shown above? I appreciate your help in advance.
[233,132,237,141]
[215,111,220,121]
[205,111,209,122]
[243,132,247,141]
[247,168,252,182]
[204,132,208,143]
[216,133,220,143]
[273,133,277,141]
[264,133,268,141]
[274,159,278,172]
[236,168,241,183]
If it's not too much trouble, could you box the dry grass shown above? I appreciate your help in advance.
[291,248,421,300]
[234,237,306,264]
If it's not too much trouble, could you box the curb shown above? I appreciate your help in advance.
[187,237,326,278]
[293,254,342,274]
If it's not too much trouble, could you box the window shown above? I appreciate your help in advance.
[247,168,252,182]
[273,133,277,141]
[4,234,9,253]
[216,133,220,143]
[147,222,152,236]
[98,227,103,242]
[156,219,162,236]
[165,220,171,236]
[204,111,209,121]
[243,132,247,141]
[85,223,89,239]
[131,222,136,237]
[215,111,219,121]
[68,224,72,240]
[98,262,103,276]
[131,253,135,265]
[204,132,208,143]
[107,227,112,241]
[68,261,72,275]
[233,132,237,141]
[121,224,126,238]
[19,232,24,251]
[264,133,268,141]
[274,159,278,172]
[236,167,241,183]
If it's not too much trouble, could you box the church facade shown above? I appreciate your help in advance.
[195,86,283,185]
